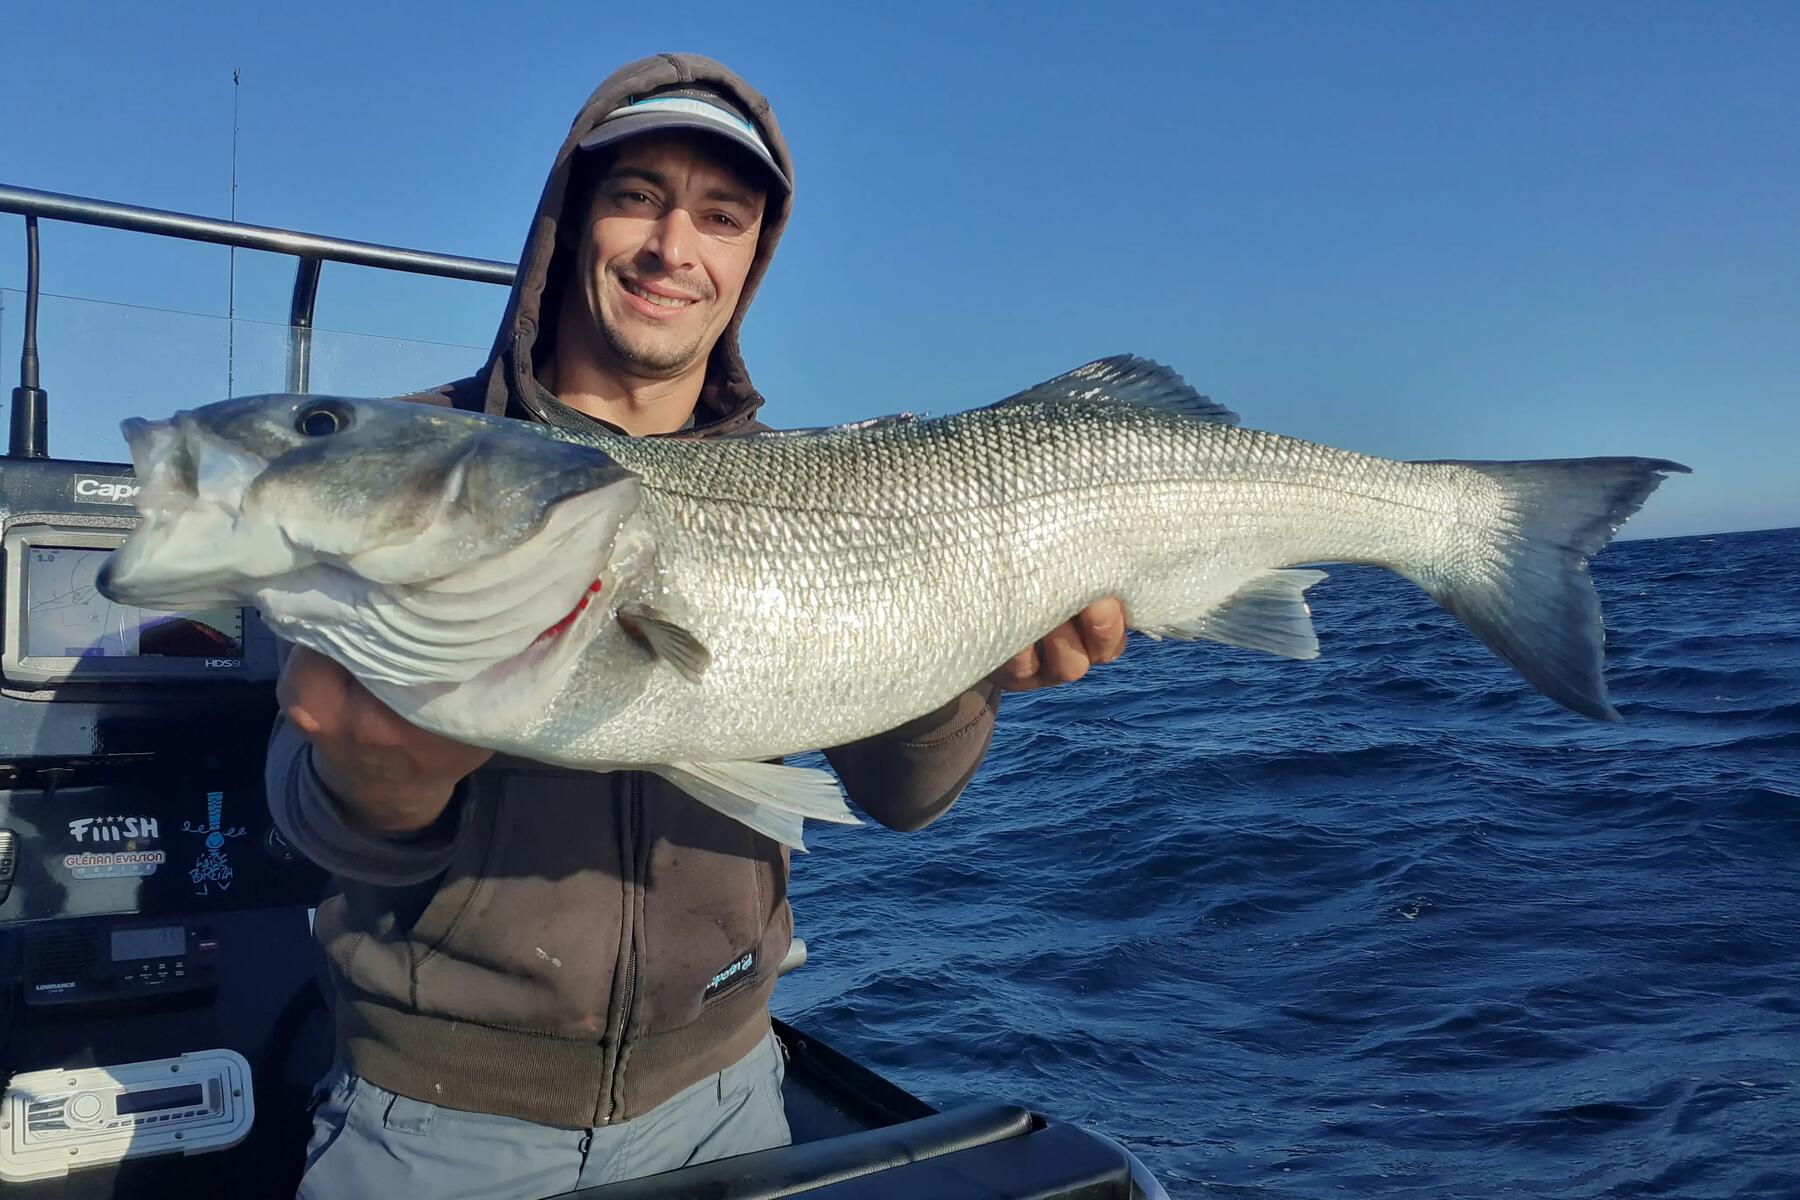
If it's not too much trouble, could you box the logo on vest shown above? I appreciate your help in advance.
[703,950,757,1001]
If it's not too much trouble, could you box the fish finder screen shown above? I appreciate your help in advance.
[22,546,244,659]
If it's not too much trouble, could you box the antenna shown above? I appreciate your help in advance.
[227,66,240,398]
[8,214,48,457]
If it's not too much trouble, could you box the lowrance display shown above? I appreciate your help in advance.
[112,924,186,962]
[23,921,218,1007]
[2,525,275,684]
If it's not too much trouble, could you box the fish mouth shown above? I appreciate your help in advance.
[98,514,246,611]
[97,414,269,610]
[120,416,197,510]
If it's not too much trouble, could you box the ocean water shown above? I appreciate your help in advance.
[775,526,1800,1199]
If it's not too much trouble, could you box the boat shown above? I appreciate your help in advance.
[0,183,1169,1198]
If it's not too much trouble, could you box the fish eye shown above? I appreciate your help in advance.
[296,403,351,438]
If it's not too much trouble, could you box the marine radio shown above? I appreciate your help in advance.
[0,1051,255,1183]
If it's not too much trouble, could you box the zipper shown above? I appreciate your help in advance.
[620,773,643,1031]
[603,771,647,1123]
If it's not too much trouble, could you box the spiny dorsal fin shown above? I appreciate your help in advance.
[990,355,1239,426]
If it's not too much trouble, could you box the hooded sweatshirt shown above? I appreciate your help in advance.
[266,53,1000,1129]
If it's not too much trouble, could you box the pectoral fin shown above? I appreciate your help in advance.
[617,604,712,683]
[650,760,862,851]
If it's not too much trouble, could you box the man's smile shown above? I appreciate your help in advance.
[620,276,702,312]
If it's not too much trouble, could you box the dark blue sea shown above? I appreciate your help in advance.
[775,526,1800,1199]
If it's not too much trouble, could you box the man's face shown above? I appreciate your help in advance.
[573,132,768,380]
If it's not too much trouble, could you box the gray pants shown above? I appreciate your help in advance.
[297,1027,791,1199]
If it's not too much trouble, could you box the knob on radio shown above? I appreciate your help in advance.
[65,1093,104,1125]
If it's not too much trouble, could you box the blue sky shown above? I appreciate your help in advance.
[2,1,1795,539]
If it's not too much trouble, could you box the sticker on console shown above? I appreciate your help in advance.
[62,815,167,877]
[68,816,161,844]
[183,791,246,896]
[62,849,168,879]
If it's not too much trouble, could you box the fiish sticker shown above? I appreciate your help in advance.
[67,816,162,844]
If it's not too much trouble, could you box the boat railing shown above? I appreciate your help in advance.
[0,182,516,395]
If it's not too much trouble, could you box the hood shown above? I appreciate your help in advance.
[479,53,795,434]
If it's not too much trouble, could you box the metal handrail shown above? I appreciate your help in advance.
[0,185,517,284]
[0,183,518,395]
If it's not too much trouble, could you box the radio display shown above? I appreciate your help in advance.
[111,925,186,962]
[22,546,243,659]
[116,1083,204,1115]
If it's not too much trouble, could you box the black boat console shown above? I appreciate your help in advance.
[0,450,335,1196]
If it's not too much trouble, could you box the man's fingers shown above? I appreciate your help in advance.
[1036,622,1091,685]
[279,647,409,751]
[993,599,1130,693]
[278,646,350,736]
[995,644,1041,690]
[1075,599,1127,663]
[344,686,422,750]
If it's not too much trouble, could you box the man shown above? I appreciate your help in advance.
[270,53,1127,1199]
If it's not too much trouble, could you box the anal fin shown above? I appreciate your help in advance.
[1139,568,1327,660]
[650,761,862,851]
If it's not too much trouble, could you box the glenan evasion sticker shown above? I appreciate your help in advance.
[704,950,757,1001]
[63,849,167,879]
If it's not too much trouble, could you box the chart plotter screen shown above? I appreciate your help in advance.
[22,546,243,659]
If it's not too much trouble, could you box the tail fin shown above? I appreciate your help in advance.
[1405,456,1689,721]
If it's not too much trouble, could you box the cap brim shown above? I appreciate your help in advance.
[577,111,790,193]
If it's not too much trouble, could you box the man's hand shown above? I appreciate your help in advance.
[991,598,1129,693]
[277,646,493,834]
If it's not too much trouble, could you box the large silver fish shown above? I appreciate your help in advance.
[98,357,1687,847]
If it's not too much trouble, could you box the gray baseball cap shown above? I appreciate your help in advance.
[577,84,790,193]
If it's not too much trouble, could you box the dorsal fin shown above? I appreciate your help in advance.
[990,355,1239,426]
